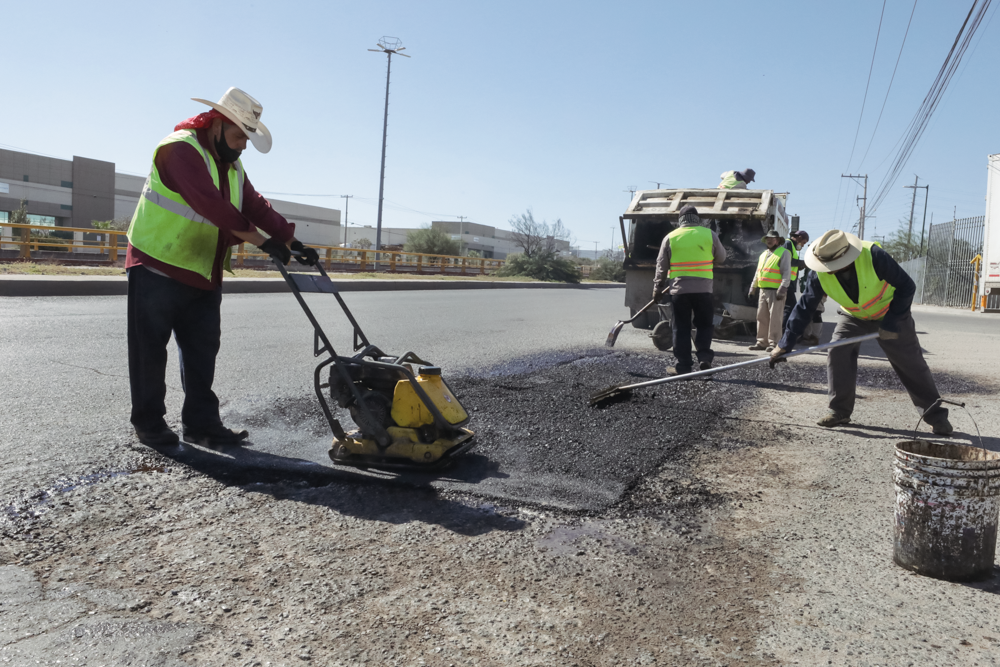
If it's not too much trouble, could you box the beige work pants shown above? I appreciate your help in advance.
[755,289,786,348]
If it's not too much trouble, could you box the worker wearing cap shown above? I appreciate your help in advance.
[748,230,791,352]
[781,230,809,330]
[770,230,952,434]
[718,168,756,190]
[126,87,321,448]
[652,205,727,375]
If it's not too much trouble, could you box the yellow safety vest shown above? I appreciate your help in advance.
[666,226,714,280]
[127,130,243,280]
[817,241,896,320]
[718,171,746,189]
[754,246,787,289]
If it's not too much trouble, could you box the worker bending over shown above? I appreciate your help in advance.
[718,168,756,189]
[652,205,727,375]
[771,230,952,434]
[748,230,791,352]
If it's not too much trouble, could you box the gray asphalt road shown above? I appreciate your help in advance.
[0,288,637,501]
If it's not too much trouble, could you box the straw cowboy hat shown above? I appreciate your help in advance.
[804,230,864,273]
[192,87,272,153]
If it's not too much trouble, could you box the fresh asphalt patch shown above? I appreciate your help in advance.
[128,348,772,513]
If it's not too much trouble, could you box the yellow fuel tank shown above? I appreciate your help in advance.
[391,367,469,428]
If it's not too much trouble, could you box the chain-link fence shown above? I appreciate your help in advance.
[921,216,984,308]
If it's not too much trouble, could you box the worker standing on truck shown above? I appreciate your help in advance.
[782,230,809,329]
[770,230,953,434]
[718,168,756,189]
[652,205,727,375]
[125,87,320,448]
[748,230,791,352]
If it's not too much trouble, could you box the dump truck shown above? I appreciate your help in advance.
[619,188,794,336]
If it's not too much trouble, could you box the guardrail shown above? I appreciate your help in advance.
[0,222,594,277]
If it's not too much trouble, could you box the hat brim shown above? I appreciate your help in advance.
[804,232,863,273]
[192,98,272,153]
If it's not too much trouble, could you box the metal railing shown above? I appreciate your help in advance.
[0,222,595,277]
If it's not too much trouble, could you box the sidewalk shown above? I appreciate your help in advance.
[0,274,624,297]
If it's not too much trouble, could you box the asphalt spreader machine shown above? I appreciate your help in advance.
[274,255,475,470]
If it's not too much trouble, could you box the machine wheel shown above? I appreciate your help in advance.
[651,321,673,351]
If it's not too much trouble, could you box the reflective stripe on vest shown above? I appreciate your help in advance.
[754,245,786,288]
[816,241,896,320]
[666,226,714,280]
[790,243,800,282]
[126,130,244,280]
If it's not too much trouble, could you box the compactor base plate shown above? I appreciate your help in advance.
[329,427,475,470]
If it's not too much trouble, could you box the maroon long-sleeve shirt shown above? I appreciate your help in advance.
[126,127,295,290]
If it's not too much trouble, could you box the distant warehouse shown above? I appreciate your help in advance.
[0,148,341,247]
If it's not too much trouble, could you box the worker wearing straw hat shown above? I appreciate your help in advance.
[770,230,952,434]
[125,87,321,448]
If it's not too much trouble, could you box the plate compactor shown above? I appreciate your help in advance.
[274,255,475,469]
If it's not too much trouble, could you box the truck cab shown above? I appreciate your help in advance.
[620,188,791,329]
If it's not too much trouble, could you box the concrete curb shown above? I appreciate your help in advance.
[0,275,625,297]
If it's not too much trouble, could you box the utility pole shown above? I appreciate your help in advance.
[611,227,615,260]
[624,186,637,202]
[457,215,466,255]
[842,174,868,239]
[593,240,599,259]
[340,195,353,249]
[649,180,670,189]
[904,178,929,260]
[368,37,410,269]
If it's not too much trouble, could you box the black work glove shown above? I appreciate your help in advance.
[768,346,788,369]
[291,240,320,266]
[260,237,291,265]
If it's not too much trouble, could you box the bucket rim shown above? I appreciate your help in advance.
[895,439,1000,468]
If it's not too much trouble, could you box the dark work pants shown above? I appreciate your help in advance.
[671,292,715,371]
[827,313,948,423]
[782,290,797,330]
[127,266,224,432]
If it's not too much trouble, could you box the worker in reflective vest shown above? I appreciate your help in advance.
[718,168,756,189]
[781,230,809,330]
[771,230,952,435]
[748,230,790,352]
[125,87,321,448]
[652,205,727,375]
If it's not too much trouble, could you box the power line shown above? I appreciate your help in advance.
[845,0,887,171]
[858,0,918,169]
[868,0,992,215]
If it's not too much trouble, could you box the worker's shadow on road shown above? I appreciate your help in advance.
[828,423,1000,453]
[149,444,523,537]
[717,378,827,395]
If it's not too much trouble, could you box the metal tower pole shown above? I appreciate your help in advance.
[375,51,392,259]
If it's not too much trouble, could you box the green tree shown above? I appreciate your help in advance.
[356,237,373,250]
[495,252,582,283]
[92,215,132,232]
[589,257,626,282]
[10,199,29,227]
[879,219,923,261]
[509,209,573,258]
[404,226,460,256]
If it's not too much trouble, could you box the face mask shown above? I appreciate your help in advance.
[214,129,243,163]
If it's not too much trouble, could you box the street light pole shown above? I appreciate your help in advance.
[368,37,410,269]
[340,194,353,248]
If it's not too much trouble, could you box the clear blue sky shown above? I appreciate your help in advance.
[3,0,997,250]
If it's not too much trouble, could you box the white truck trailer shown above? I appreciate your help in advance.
[982,153,1000,312]
[620,188,792,334]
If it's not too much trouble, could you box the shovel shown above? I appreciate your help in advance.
[590,332,880,407]
[606,299,659,347]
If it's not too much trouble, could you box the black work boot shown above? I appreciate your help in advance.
[135,426,180,447]
[182,424,250,447]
